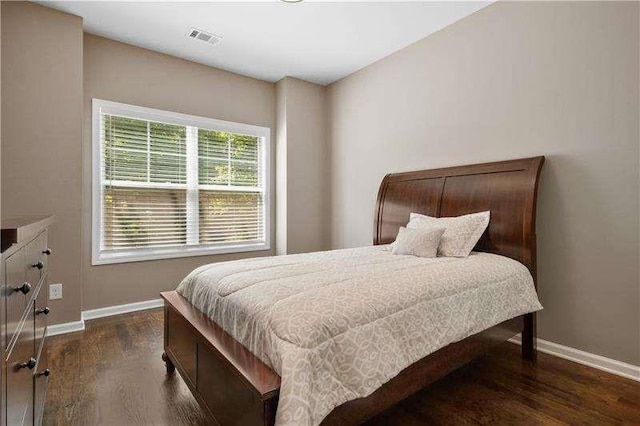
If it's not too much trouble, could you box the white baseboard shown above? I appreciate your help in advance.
[46,320,85,337]
[81,298,164,321]
[46,298,164,337]
[509,334,640,382]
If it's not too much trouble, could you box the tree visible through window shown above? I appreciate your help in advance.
[93,100,270,264]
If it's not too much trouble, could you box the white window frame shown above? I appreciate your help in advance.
[92,99,271,265]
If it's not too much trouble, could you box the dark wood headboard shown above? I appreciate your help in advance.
[374,157,544,278]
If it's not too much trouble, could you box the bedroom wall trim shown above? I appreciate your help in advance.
[46,298,164,336]
[82,298,164,321]
[46,320,85,337]
[509,334,640,382]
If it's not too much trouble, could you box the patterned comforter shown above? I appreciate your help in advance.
[176,246,542,425]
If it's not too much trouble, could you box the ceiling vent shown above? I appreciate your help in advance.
[187,28,222,46]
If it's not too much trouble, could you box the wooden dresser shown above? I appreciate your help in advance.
[1,216,54,426]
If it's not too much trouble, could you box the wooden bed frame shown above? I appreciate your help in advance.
[160,156,545,426]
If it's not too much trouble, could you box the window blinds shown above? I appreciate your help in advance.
[100,112,266,254]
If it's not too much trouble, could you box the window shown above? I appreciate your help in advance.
[92,99,270,264]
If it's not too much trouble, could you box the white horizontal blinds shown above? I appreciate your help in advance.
[103,115,148,182]
[197,130,264,244]
[199,192,264,243]
[100,110,266,254]
[102,114,188,250]
[198,129,230,185]
[103,187,187,248]
[149,122,187,184]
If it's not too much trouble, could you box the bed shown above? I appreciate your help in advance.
[160,156,545,426]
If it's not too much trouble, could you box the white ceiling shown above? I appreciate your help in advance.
[39,1,490,85]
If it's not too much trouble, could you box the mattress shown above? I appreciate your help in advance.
[176,245,542,426]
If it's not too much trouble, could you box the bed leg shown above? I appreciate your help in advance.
[522,313,537,362]
[162,352,176,374]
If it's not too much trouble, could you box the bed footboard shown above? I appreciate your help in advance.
[161,291,280,426]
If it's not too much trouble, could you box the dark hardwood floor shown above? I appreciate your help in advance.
[44,309,640,425]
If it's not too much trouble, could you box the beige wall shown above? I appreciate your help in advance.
[275,77,329,255]
[327,1,640,365]
[82,34,276,310]
[1,2,84,324]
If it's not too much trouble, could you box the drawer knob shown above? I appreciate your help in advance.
[36,307,50,315]
[19,358,37,370]
[37,369,50,378]
[14,282,32,295]
[42,248,52,256]
[32,261,45,270]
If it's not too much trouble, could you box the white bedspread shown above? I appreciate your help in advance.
[176,246,542,426]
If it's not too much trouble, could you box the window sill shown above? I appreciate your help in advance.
[92,242,271,265]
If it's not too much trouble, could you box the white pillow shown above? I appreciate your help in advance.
[407,211,490,257]
[391,226,445,258]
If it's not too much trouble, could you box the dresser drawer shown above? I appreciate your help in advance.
[34,342,49,426]
[5,248,30,348]
[6,309,36,426]
[26,232,48,288]
[34,279,49,357]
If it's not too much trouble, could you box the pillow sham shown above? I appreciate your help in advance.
[407,211,490,257]
[391,226,445,258]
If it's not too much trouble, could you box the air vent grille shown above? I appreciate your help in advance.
[188,28,222,46]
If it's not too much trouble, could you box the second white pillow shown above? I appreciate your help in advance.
[391,226,445,258]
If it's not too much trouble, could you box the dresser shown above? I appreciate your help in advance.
[1,216,54,426]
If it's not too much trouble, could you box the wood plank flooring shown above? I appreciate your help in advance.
[44,309,640,425]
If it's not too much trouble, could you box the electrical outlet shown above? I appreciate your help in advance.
[49,283,62,300]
